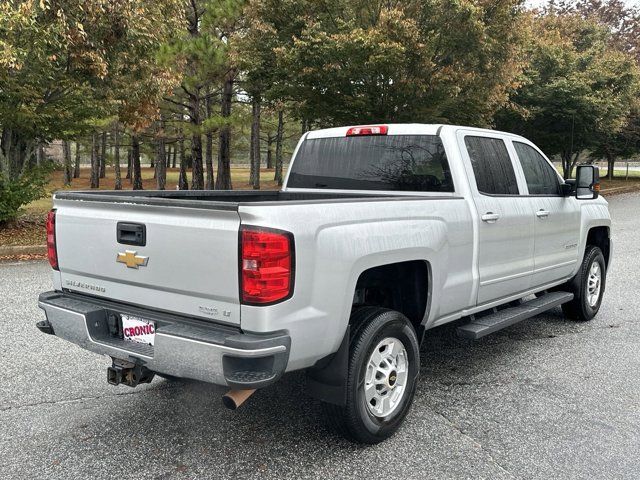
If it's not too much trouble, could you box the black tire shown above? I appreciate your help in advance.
[322,307,420,444]
[562,245,606,321]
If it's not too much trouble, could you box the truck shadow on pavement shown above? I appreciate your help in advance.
[96,307,579,451]
[38,304,617,477]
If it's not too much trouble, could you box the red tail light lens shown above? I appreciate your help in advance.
[346,125,388,136]
[240,227,294,305]
[46,209,58,270]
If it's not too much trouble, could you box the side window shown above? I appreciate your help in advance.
[464,136,519,195]
[513,142,561,196]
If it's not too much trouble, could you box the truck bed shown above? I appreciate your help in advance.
[54,190,425,210]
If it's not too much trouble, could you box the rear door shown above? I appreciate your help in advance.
[54,199,241,325]
[457,131,536,305]
[510,140,580,286]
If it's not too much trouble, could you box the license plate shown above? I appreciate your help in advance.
[121,315,155,346]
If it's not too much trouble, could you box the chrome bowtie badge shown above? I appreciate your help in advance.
[116,250,149,269]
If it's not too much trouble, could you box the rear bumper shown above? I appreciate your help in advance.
[38,291,290,389]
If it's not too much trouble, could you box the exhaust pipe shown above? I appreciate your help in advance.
[222,389,256,410]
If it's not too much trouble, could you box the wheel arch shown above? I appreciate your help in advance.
[350,260,432,337]
[586,226,610,269]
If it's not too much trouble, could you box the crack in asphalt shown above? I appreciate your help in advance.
[0,383,178,413]
[432,409,518,479]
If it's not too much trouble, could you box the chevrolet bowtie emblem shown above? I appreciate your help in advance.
[116,250,149,269]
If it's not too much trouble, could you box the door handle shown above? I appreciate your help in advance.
[536,209,550,218]
[481,212,500,223]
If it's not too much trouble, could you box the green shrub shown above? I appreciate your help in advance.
[0,166,52,223]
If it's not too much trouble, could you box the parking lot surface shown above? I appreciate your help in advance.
[1,192,639,479]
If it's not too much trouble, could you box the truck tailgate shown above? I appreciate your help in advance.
[54,199,241,325]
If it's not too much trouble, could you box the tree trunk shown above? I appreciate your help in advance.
[250,96,261,190]
[189,88,204,190]
[90,132,100,188]
[266,135,273,169]
[191,133,204,190]
[36,143,44,167]
[114,124,122,190]
[172,143,177,168]
[166,144,172,171]
[126,146,132,181]
[63,140,72,186]
[99,131,107,178]
[131,135,143,190]
[275,109,284,186]
[156,119,167,190]
[606,152,615,180]
[205,95,214,190]
[562,150,581,179]
[73,142,81,178]
[178,134,188,190]
[216,72,234,190]
[1,127,30,181]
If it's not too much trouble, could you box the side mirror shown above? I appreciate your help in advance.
[575,165,600,200]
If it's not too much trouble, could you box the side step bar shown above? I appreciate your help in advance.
[457,291,574,340]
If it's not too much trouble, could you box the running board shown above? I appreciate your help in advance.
[457,291,574,340]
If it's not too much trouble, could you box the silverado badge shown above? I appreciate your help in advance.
[116,250,149,269]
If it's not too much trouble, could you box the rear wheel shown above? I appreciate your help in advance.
[322,307,420,444]
[562,245,606,321]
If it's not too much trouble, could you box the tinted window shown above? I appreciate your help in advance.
[287,135,454,192]
[464,136,518,195]
[513,142,561,195]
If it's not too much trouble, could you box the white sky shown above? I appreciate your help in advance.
[526,0,640,8]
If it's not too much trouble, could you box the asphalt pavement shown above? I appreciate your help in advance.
[1,193,639,479]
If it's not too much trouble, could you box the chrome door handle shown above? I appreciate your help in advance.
[481,212,500,223]
[536,209,550,218]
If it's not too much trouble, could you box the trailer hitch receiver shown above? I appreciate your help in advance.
[107,359,155,387]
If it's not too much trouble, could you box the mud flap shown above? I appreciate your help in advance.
[305,326,349,406]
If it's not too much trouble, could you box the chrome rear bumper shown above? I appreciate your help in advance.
[38,291,290,388]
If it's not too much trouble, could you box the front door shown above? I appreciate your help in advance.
[510,141,580,286]
[458,132,536,305]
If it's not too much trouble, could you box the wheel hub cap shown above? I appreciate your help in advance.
[364,337,408,418]
[587,261,602,307]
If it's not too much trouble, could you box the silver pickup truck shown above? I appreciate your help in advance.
[38,124,611,443]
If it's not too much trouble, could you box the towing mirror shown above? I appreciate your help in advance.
[575,165,600,200]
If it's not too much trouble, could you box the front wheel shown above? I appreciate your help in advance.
[322,307,420,444]
[562,245,606,321]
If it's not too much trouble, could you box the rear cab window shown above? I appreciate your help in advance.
[287,134,454,192]
[464,136,519,195]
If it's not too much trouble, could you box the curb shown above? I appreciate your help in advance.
[0,245,46,256]
[601,185,640,196]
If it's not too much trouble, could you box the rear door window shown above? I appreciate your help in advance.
[464,136,519,195]
[287,135,454,192]
[513,142,561,195]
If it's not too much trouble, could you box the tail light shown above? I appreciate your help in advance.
[346,125,388,136]
[240,226,294,305]
[46,209,58,270]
